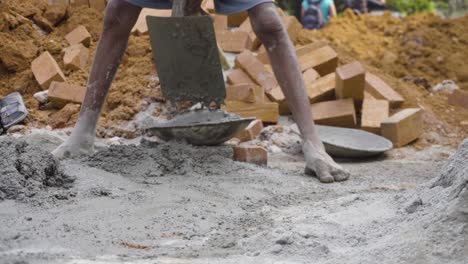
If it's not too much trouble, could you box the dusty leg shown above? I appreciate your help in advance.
[52,1,141,158]
[248,3,349,183]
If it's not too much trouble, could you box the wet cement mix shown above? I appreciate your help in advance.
[0,137,74,201]
[0,134,466,263]
[0,0,467,147]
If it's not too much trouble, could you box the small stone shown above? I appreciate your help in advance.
[405,197,423,214]
[270,244,283,254]
[431,80,459,93]
[33,90,49,104]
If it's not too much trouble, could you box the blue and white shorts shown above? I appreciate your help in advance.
[126,0,273,14]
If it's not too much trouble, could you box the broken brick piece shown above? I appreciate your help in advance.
[381,108,423,147]
[361,99,389,134]
[235,50,277,92]
[226,83,256,103]
[48,81,87,107]
[233,144,267,165]
[306,73,336,103]
[448,89,468,109]
[227,12,248,27]
[216,30,252,53]
[235,119,264,142]
[31,51,66,90]
[49,103,80,129]
[63,43,89,70]
[311,99,356,128]
[65,25,92,47]
[131,8,171,35]
[224,101,279,123]
[298,45,338,75]
[365,72,404,108]
[89,0,107,12]
[335,61,366,103]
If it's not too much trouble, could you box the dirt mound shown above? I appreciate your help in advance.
[299,11,468,147]
[0,137,74,201]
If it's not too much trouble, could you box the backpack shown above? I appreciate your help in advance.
[302,0,324,30]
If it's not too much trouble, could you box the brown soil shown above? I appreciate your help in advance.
[298,10,468,147]
[0,1,466,147]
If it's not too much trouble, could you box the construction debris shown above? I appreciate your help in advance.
[65,25,92,47]
[31,51,66,89]
[381,108,424,147]
[233,144,268,165]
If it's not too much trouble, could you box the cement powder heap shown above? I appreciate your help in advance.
[0,137,74,201]
[399,139,468,261]
[86,141,245,180]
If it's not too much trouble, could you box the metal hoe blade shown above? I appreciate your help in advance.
[147,16,226,106]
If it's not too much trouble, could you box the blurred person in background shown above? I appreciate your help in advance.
[301,0,337,29]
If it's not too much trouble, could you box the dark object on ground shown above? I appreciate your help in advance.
[147,15,226,106]
[145,109,254,146]
[0,92,28,133]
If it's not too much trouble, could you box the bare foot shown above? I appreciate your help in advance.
[302,140,350,183]
[52,136,95,159]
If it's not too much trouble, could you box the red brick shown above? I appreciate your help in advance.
[213,14,227,33]
[48,81,87,107]
[361,99,389,134]
[224,101,279,123]
[31,51,66,89]
[227,69,256,86]
[216,30,252,53]
[365,72,404,108]
[310,99,356,128]
[238,18,260,51]
[235,119,264,142]
[298,45,338,75]
[233,144,267,165]
[63,43,89,70]
[226,83,255,103]
[303,68,320,84]
[335,61,365,103]
[381,108,423,147]
[448,89,468,109]
[131,9,171,35]
[65,25,92,47]
[306,73,336,103]
[227,12,248,27]
[89,0,106,12]
[235,50,277,92]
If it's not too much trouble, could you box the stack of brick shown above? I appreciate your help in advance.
[204,3,302,54]
[237,37,422,147]
[31,25,91,109]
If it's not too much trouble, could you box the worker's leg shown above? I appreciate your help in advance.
[52,0,142,158]
[248,3,349,183]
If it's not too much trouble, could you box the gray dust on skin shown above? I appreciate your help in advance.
[0,134,467,264]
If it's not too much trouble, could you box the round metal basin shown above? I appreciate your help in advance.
[145,109,255,146]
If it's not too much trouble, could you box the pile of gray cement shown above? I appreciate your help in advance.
[86,141,241,180]
[0,137,74,201]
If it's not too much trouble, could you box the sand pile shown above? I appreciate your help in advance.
[299,11,468,145]
[0,137,74,201]
[0,0,159,135]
